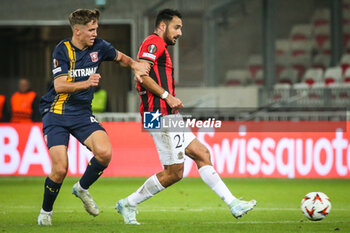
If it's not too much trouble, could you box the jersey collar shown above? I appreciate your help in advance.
[152,33,168,48]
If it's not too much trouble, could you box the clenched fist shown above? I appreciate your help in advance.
[87,73,101,87]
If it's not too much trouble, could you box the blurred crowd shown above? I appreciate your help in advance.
[0,78,109,123]
[0,78,40,123]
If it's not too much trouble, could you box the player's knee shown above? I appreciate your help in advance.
[175,170,183,181]
[170,167,183,182]
[51,166,68,181]
[202,147,211,163]
[164,165,183,183]
[94,146,112,165]
[194,147,212,167]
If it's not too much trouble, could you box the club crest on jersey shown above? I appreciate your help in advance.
[147,44,157,54]
[90,52,99,62]
[53,59,59,68]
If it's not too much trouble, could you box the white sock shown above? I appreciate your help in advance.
[127,174,165,207]
[198,165,236,205]
[40,208,52,215]
[77,181,88,191]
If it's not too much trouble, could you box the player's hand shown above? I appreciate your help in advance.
[165,95,184,112]
[87,73,101,87]
[133,62,150,83]
[134,75,143,83]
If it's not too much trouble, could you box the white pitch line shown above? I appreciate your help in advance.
[140,208,349,212]
[187,220,350,225]
[1,206,349,212]
[138,207,303,212]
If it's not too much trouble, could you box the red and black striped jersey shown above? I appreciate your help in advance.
[137,33,175,116]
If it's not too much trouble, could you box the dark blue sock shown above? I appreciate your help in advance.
[79,157,106,189]
[42,177,62,212]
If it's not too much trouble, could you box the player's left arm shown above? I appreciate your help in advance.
[114,51,150,82]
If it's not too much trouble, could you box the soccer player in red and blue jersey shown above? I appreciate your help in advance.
[37,9,149,226]
[116,9,256,225]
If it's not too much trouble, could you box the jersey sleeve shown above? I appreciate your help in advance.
[138,38,165,65]
[101,39,118,61]
[52,45,69,79]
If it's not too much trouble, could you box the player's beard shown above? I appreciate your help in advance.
[164,27,177,46]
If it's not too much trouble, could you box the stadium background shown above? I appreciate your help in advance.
[1,0,347,111]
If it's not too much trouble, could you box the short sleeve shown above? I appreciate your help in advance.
[101,39,118,61]
[138,38,165,65]
[52,45,69,79]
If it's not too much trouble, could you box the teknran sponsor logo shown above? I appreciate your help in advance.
[68,66,98,77]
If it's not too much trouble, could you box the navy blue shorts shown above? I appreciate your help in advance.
[42,112,105,148]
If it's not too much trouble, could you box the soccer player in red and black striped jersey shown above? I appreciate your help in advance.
[116,9,256,225]
[136,15,182,116]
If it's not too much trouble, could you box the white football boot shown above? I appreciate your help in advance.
[37,209,52,226]
[229,199,257,219]
[116,198,140,225]
[72,182,99,217]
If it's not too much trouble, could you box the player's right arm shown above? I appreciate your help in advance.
[138,61,184,111]
[54,74,100,93]
[52,42,101,94]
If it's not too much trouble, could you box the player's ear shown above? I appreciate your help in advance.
[74,25,80,36]
[159,22,166,32]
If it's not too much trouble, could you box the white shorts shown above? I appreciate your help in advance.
[148,114,196,165]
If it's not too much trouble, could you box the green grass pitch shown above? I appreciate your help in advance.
[0,177,349,233]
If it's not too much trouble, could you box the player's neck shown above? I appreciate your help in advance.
[71,36,88,50]
[154,30,166,43]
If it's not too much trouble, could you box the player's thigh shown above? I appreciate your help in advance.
[49,145,69,175]
[70,115,112,156]
[42,113,70,148]
[149,130,194,165]
[70,115,105,144]
[185,138,211,163]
